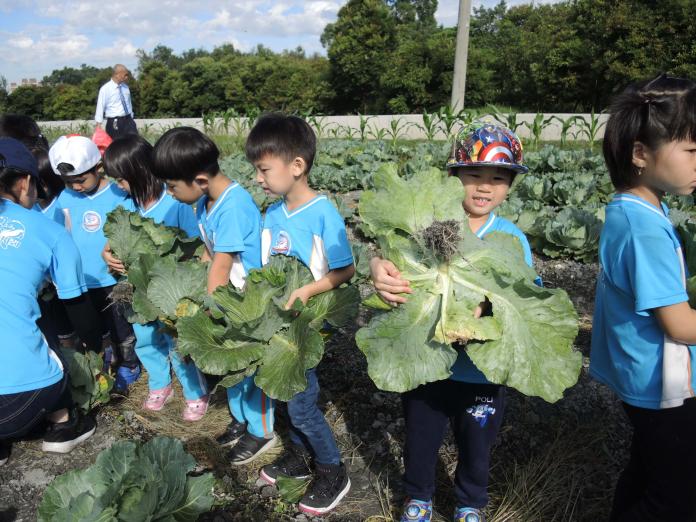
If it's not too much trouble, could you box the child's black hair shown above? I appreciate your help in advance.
[30,146,63,201]
[245,113,316,174]
[152,126,220,182]
[0,114,49,151]
[104,134,162,208]
[0,163,36,204]
[603,73,696,191]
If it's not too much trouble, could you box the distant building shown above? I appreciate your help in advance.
[8,78,39,93]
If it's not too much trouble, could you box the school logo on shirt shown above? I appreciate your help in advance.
[0,217,25,249]
[271,230,292,255]
[82,211,102,232]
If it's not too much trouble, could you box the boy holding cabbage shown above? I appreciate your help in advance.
[370,124,538,522]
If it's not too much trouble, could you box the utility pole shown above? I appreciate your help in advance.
[451,0,473,112]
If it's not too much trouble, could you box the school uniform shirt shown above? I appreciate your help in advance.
[138,189,197,237]
[590,194,696,410]
[196,182,262,288]
[450,212,539,383]
[261,194,354,281]
[0,199,86,394]
[33,198,65,226]
[55,182,130,289]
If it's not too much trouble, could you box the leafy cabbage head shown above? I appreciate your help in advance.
[356,164,581,403]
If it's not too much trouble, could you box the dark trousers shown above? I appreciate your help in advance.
[88,286,138,368]
[402,379,505,508]
[105,116,137,139]
[610,399,696,522]
[0,373,71,439]
[287,368,341,465]
[36,290,74,349]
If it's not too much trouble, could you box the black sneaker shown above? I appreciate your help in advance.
[228,432,277,466]
[216,418,247,447]
[0,440,11,466]
[298,462,351,516]
[41,411,96,454]
[260,444,312,485]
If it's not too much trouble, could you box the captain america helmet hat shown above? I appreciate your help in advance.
[446,124,528,174]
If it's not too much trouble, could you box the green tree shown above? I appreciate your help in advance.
[322,0,396,113]
[6,86,51,120]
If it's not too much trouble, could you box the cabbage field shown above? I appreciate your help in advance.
[7,135,696,522]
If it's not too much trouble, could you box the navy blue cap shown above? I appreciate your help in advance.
[0,137,39,178]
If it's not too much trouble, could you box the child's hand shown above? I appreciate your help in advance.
[102,243,126,275]
[370,257,412,305]
[285,285,313,310]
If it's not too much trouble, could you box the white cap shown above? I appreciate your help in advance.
[49,135,102,176]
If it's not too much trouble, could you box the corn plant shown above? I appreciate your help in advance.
[367,123,388,141]
[525,113,556,150]
[202,112,217,134]
[436,105,461,139]
[340,124,360,140]
[357,113,373,141]
[551,115,581,147]
[574,110,606,150]
[488,104,524,133]
[418,111,440,142]
[306,114,331,139]
[384,117,413,147]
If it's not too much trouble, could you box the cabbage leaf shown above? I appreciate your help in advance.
[356,164,581,403]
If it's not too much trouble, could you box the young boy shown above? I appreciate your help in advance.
[248,114,355,516]
[48,135,140,394]
[371,124,535,522]
[152,126,276,461]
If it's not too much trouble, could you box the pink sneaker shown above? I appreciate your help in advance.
[182,395,209,422]
[142,384,173,411]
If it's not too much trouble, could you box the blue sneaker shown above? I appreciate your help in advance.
[453,507,484,522]
[401,498,432,522]
[113,365,141,396]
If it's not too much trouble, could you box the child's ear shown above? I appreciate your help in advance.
[291,157,306,178]
[632,141,650,169]
[193,173,209,190]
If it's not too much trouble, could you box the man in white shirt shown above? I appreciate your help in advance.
[95,64,137,139]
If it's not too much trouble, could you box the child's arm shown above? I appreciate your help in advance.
[285,264,355,310]
[207,251,234,294]
[370,256,489,317]
[654,302,696,345]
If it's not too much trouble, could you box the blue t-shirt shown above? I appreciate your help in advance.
[590,194,696,410]
[55,182,130,289]
[138,189,198,238]
[261,195,354,280]
[0,199,86,394]
[450,213,539,383]
[33,198,65,226]
[196,182,262,288]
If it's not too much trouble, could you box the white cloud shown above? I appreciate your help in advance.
[1,0,562,82]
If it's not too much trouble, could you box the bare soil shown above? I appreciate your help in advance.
[0,257,630,522]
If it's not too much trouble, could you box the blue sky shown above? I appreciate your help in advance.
[0,1,558,84]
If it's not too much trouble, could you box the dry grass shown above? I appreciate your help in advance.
[486,427,606,522]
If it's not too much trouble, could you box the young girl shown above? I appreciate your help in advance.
[590,74,696,521]
[102,134,209,421]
